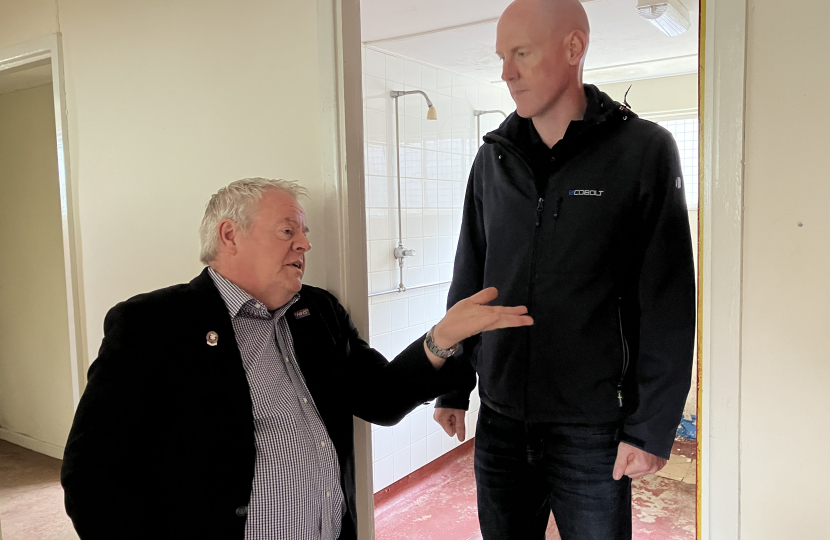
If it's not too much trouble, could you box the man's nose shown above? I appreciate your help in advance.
[501,59,516,82]
[294,232,311,252]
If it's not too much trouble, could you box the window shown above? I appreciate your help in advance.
[658,118,699,210]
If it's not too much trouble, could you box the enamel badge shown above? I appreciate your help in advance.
[206,331,219,346]
[294,308,310,319]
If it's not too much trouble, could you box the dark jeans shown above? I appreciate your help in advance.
[474,403,632,540]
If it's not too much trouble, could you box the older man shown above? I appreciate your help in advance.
[61,178,532,540]
[433,0,696,538]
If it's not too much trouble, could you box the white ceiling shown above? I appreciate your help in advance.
[0,60,52,96]
[361,0,699,85]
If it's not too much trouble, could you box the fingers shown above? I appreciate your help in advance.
[456,415,467,442]
[612,448,631,481]
[466,287,498,305]
[482,314,534,332]
[433,408,460,438]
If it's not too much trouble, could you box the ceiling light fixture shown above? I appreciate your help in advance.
[636,0,691,37]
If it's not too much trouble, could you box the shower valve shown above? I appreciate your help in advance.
[394,245,416,259]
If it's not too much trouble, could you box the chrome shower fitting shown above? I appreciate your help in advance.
[474,109,508,148]
[381,89,439,294]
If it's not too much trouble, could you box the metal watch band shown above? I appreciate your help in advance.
[425,326,459,358]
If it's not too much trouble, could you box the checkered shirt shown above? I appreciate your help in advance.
[208,268,345,540]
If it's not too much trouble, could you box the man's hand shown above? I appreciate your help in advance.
[433,408,467,442]
[612,442,668,480]
[433,287,533,349]
[423,287,532,368]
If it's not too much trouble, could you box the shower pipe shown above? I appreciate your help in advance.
[474,109,508,148]
[373,89,439,297]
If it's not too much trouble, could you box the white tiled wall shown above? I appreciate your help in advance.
[361,46,514,492]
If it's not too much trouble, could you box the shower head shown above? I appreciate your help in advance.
[391,89,438,120]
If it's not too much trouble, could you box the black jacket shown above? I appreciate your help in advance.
[61,268,471,539]
[437,86,696,458]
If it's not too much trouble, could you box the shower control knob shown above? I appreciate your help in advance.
[394,245,416,259]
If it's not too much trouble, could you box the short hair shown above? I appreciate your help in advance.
[199,177,308,264]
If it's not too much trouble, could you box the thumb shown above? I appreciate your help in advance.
[612,448,632,481]
[456,413,467,442]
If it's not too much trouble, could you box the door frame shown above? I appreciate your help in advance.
[0,34,86,415]
[329,0,749,537]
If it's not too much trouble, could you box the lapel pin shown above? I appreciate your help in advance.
[206,331,219,346]
[294,308,310,319]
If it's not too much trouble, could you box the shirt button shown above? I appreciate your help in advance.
[284,356,290,362]
[235,505,248,517]
[550,156,556,162]
[326,492,331,497]
[321,441,326,447]
[302,398,308,403]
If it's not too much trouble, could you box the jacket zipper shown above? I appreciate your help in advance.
[616,302,630,407]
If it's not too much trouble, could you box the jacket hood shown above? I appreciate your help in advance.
[483,84,638,146]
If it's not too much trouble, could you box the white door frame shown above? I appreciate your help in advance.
[0,34,87,410]
[327,0,749,537]
[699,0,747,537]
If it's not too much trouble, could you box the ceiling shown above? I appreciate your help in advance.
[360,0,699,85]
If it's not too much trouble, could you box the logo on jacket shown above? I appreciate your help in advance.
[569,189,604,196]
[294,308,311,319]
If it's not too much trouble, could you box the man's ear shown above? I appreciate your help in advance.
[567,30,589,66]
[217,219,240,256]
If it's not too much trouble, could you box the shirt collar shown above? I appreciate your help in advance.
[207,267,299,320]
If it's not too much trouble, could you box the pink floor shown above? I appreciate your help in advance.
[374,438,697,540]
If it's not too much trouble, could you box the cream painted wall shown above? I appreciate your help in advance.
[0,84,75,452]
[599,73,698,120]
[0,0,57,50]
[741,0,830,537]
[0,0,333,366]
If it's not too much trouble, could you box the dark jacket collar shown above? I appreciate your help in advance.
[484,84,637,150]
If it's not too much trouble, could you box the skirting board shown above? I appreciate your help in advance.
[0,427,65,460]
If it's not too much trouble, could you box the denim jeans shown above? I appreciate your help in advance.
[474,403,632,540]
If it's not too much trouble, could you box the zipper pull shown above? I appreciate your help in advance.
[617,388,624,408]
[536,198,545,226]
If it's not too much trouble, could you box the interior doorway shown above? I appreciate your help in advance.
[0,36,83,540]
[356,0,701,538]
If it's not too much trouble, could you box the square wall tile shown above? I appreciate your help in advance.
[404,61,422,88]
[364,74,387,112]
[390,298,409,331]
[365,108,388,144]
[369,271,392,295]
[408,296,426,326]
[410,408,427,441]
[393,447,412,482]
[367,208,391,241]
[366,175,390,208]
[371,332,392,360]
[391,328,410,357]
[423,208,439,235]
[426,431,443,462]
[373,455,394,492]
[438,210,454,236]
[370,239,394,273]
[366,143,388,176]
[424,291,443,321]
[370,302,392,335]
[364,48,386,79]
[441,432,459,454]
[422,237,439,266]
[373,426,394,462]
[422,264,440,284]
[386,55,405,83]
[404,266,424,287]
[410,437,427,472]
[393,416,411,452]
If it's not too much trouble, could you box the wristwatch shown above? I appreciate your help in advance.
[425,326,459,358]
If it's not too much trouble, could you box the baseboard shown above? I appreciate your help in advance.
[0,428,65,459]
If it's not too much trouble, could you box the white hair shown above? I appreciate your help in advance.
[199,177,308,264]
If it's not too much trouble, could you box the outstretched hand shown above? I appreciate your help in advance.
[431,287,533,351]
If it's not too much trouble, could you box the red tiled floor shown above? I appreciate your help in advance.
[374,438,696,540]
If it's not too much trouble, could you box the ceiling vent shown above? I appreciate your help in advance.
[636,0,691,37]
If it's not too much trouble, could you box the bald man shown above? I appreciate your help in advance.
[433,0,696,538]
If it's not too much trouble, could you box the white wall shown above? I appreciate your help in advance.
[741,0,830,536]
[0,0,334,369]
[0,83,75,455]
[362,46,514,491]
